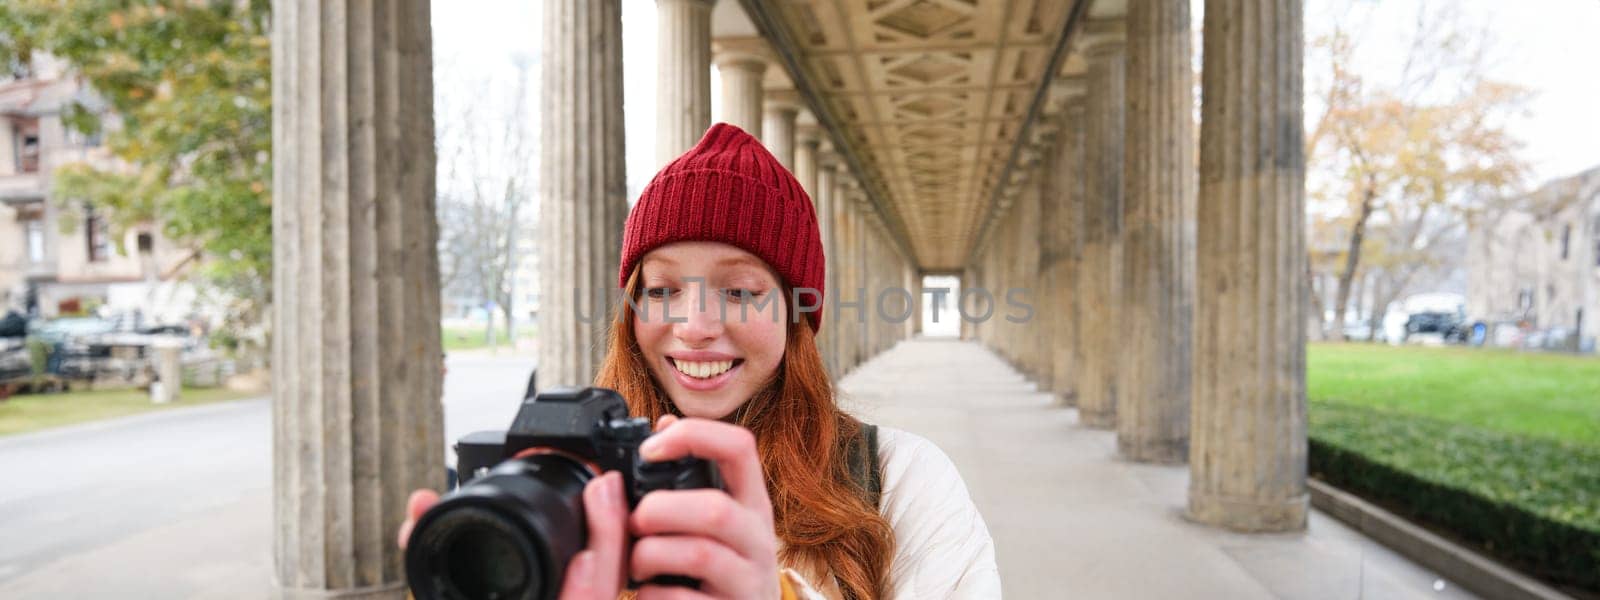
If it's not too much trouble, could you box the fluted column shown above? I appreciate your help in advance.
[270,1,442,597]
[1117,0,1195,464]
[815,156,839,377]
[909,265,923,336]
[539,0,628,387]
[1077,21,1126,429]
[654,0,714,166]
[1188,0,1308,533]
[1044,86,1085,407]
[960,264,977,340]
[795,125,820,197]
[762,96,800,169]
[713,42,767,137]
[835,178,861,371]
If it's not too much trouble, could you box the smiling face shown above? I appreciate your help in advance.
[632,241,789,420]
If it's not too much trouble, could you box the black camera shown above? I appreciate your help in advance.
[405,386,723,600]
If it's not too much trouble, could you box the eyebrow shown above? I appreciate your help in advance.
[715,255,765,269]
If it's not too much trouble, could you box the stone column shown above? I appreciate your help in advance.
[713,41,768,137]
[539,0,628,387]
[762,95,800,169]
[795,125,820,197]
[835,178,860,371]
[1076,21,1126,429]
[270,0,443,597]
[1047,90,1085,407]
[1117,0,1195,464]
[1188,0,1308,532]
[654,0,714,167]
[815,155,839,377]
[910,266,923,336]
[960,265,977,340]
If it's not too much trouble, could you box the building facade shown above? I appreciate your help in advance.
[1468,166,1600,351]
[0,55,191,319]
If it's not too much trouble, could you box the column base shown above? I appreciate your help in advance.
[1078,408,1115,429]
[275,581,406,600]
[1053,389,1078,408]
[1186,489,1308,533]
[1117,436,1187,464]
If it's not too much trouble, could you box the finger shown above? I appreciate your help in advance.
[575,472,628,595]
[636,584,717,600]
[630,489,772,560]
[638,419,768,511]
[655,414,679,432]
[397,489,440,549]
[407,488,439,520]
[629,535,750,594]
[556,550,601,599]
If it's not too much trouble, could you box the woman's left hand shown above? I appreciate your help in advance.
[629,415,782,600]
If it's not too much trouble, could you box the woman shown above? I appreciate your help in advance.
[400,123,999,599]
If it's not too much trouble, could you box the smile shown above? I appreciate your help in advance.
[666,356,745,391]
[671,358,738,378]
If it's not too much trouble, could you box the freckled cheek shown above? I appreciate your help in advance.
[632,318,669,366]
[727,322,786,382]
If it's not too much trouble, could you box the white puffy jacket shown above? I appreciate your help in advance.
[783,426,1002,599]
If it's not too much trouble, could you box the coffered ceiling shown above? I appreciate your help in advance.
[738,0,1083,271]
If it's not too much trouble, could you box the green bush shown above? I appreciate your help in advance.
[1309,401,1600,591]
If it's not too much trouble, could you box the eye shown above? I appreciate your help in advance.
[721,288,766,303]
[644,287,676,299]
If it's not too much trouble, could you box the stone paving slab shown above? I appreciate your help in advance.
[840,337,1480,600]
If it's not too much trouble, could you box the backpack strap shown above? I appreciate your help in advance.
[844,419,883,510]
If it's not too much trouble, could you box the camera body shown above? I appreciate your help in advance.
[453,386,722,503]
[406,386,722,600]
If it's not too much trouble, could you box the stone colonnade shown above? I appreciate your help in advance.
[959,0,1308,533]
[267,0,1307,595]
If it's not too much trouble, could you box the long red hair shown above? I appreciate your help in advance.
[595,267,895,599]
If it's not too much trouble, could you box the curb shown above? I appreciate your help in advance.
[1308,479,1575,600]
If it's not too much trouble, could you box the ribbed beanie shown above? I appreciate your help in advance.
[620,123,827,330]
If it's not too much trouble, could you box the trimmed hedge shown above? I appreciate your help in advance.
[1309,401,1600,592]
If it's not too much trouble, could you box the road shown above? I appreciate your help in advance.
[0,351,535,598]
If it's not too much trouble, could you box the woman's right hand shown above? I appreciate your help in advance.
[395,471,630,599]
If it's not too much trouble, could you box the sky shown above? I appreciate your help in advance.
[432,0,1600,205]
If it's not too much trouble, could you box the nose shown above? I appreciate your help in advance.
[673,281,724,346]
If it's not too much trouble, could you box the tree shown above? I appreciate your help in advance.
[0,1,272,351]
[435,54,537,346]
[1306,1,1529,340]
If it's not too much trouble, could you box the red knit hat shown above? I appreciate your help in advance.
[620,123,826,330]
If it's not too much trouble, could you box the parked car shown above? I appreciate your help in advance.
[1403,311,1469,343]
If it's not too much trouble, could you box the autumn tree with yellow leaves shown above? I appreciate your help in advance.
[1306,2,1530,340]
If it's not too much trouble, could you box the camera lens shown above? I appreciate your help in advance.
[433,508,538,599]
[406,456,593,600]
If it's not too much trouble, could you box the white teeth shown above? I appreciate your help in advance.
[672,359,734,379]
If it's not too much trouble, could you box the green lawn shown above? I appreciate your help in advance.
[442,324,536,352]
[1307,342,1600,590]
[1308,342,1600,445]
[0,386,259,437]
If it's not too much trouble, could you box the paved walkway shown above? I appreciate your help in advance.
[839,337,1478,600]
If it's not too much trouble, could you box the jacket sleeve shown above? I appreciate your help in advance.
[878,428,1002,599]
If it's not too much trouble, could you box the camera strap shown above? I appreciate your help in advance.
[844,420,882,510]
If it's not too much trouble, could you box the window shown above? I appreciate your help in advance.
[14,119,40,173]
[25,219,45,263]
[85,207,110,263]
[1561,224,1571,260]
[1593,215,1600,268]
